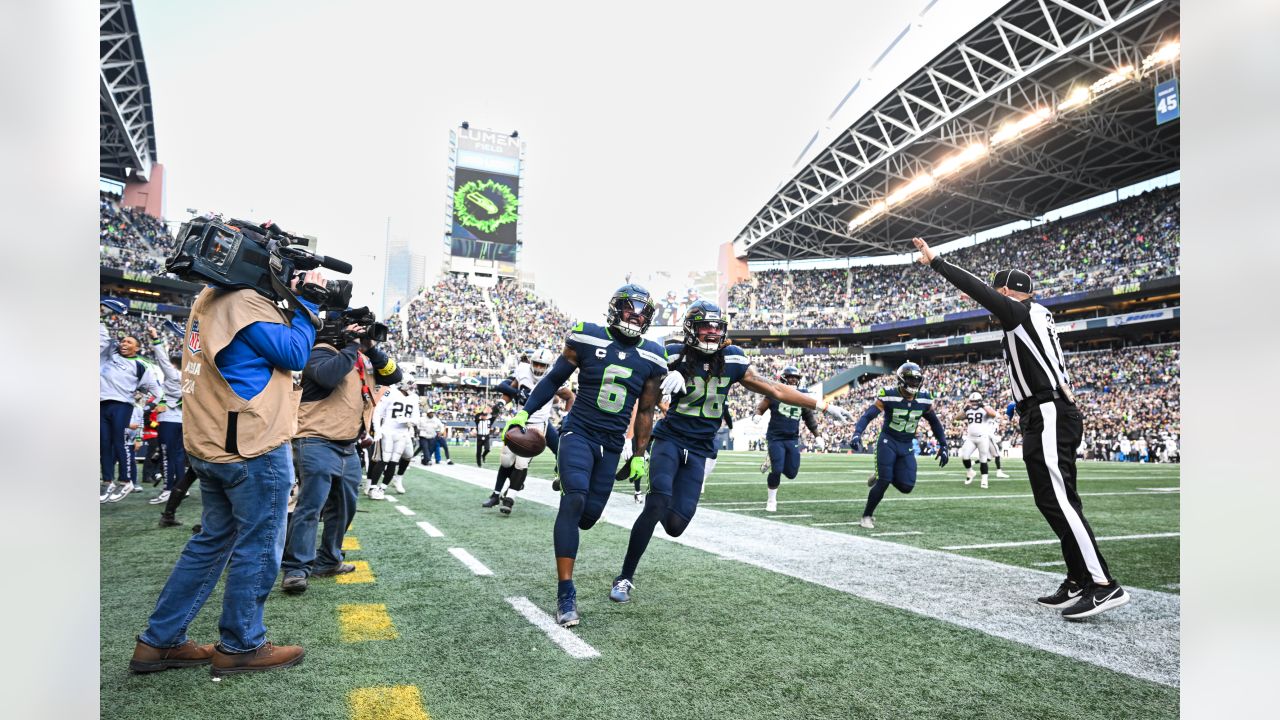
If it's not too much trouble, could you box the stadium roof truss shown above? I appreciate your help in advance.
[100,0,157,182]
[734,0,1180,261]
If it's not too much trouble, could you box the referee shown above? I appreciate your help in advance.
[913,237,1129,620]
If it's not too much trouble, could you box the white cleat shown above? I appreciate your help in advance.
[765,499,777,512]
[964,472,974,486]
[980,478,989,489]
[996,470,1011,479]
[393,478,406,494]
[369,485,386,500]
[859,516,875,529]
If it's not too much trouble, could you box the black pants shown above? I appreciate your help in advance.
[476,435,490,465]
[1020,398,1112,587]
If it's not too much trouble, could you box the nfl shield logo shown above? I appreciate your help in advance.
[617,352,627,360]
[187,321,202,355]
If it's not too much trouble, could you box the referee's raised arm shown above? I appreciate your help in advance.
[911,237,1024,329]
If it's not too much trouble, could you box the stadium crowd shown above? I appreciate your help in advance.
[100,191,176,275]
[730,186,1180,329]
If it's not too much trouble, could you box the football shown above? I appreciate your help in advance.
[504,425,547,458]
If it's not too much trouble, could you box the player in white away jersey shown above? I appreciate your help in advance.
[370,378,419,499]
[483,349,574,514]
[983,410,1011,478]
[958,392,998,489]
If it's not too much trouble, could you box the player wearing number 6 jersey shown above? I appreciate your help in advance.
[607,301,852,607]
[850,362,949,529]
[505,284,668,628]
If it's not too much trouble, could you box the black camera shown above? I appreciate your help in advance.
[317,306,389,347]
[165,217,353,328]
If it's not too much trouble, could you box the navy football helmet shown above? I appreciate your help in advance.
[780,366,802,386]
[896,362,924,398]
[682,300,729,354]
[606,284,656,338]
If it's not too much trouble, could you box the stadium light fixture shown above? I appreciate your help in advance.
[886,174,935,207]
[1141,41,1181,72]
[1056,86,1091,112]
[990,107,1052,147]
[931,143,988,179]
[1089,66,1134,95]
[848,201,886,229]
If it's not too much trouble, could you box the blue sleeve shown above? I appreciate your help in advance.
[238,303,319,373]
[522,356,576,416]
[924,408,947,446]
[496,379,521,400]
[853,403,881,438]
[1006,402,1017,419]
[304,343,360,390]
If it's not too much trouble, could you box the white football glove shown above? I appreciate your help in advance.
[660,370,687,396]
[821,402,852,422]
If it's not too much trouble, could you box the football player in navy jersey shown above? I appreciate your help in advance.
[607,301,852,605]
[506,284,668,628]
[754,366,820,512]
[850,362,949,529]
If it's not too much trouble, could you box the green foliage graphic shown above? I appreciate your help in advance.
[453,178,519,234]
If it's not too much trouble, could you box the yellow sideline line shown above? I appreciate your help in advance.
[349,685,430,720]
[337,603,398,643]
[343,535,361,551]
[336,560,375,584]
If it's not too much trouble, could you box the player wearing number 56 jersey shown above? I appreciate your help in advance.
[608,301,852,607]
[506,284,668,628]
[850,363,949,529]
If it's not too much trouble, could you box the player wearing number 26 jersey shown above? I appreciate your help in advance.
[849,363,948,529]
[507,284,668,629]
[609,301,853,608]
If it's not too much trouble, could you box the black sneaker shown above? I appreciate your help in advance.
[499,496,514,515]
[1061,582,1130,620]
[481,492,501,508]
[158,513,182,528]
[1037,579,1083,609]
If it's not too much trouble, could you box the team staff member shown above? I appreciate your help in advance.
[100,300,164,502]
[473,410,492,466]
[281,318,401,593]
[914,237,1128,620]
[130,270,324,676]
[146,325,186,506]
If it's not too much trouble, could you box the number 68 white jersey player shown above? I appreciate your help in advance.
[958,392,998,488]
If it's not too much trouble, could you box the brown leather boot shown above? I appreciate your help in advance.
[129,638,215,673]
[210,642,305,677]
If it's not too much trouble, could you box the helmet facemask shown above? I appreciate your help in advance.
[609,296,655,338]
[689,319,728,354]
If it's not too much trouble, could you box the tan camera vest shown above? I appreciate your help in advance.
[295,343,375,442]
[180,288,301,462]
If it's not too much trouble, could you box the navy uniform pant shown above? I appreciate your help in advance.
[619,439,708,580]
[553,431,621,559]
[766,438,800,489]
[863,435,917,517]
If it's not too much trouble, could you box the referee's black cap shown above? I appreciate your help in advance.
[992,268,1033,293]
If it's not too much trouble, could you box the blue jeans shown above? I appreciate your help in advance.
[139,443,294,653]
[282,438,361,577]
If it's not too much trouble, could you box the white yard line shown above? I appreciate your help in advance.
[872,531,924,537]
[423,464,1180,687]
[415,520,444,537]
[701,490,1181,507]
[941,532,1180,550]
[394,504,416,516]
[504,596,600,659]
[447,547,493,576]
[383,495,398,503]
[1033,560,1067,567]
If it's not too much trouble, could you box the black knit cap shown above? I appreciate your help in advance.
[992,268,1032,293]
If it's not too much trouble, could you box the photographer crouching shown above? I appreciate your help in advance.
[131,217,352,678]
[281,306,400,594]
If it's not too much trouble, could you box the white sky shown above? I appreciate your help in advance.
[131,0,956,318]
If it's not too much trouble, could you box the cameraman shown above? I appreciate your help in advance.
[130,270,324,677]
[281,311,401,593]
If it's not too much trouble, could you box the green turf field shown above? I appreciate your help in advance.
[100,450,1179,720]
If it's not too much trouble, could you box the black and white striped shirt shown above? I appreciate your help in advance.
[928,258,1071,404]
